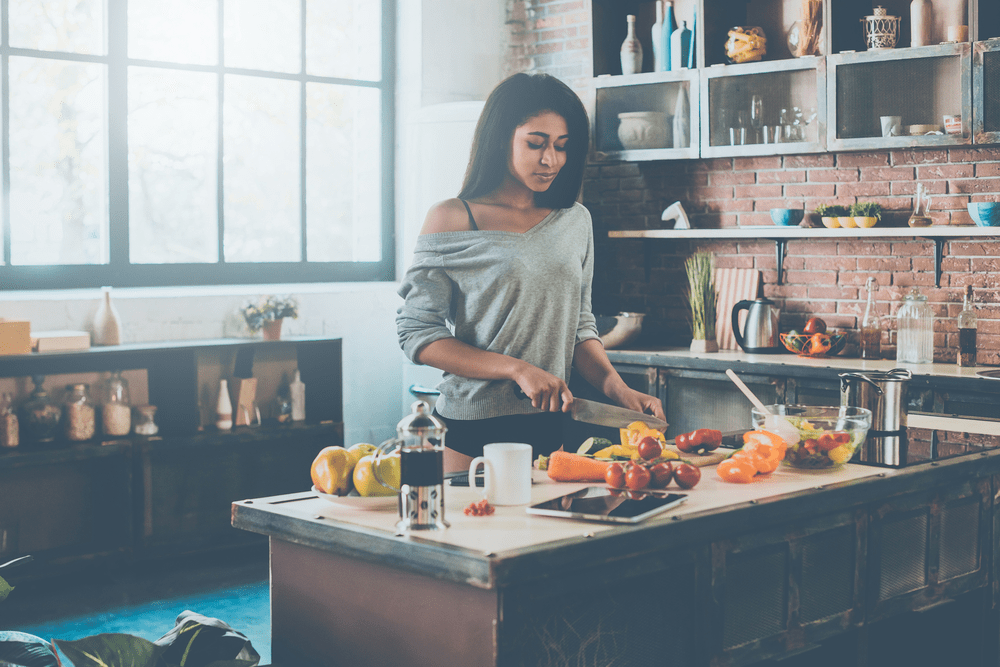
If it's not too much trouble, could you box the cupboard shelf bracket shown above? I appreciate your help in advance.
[772,239,788,285]
[927,237,946,288]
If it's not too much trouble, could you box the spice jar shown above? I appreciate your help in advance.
[0,393,19,448]
[134,405,158,436]
[896,287,934,364]
[20,375,61,444]
[64,383,96,441]
[102,370,131,436]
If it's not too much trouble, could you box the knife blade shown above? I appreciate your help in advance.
[569,397,668,431]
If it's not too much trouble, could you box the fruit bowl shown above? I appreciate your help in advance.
[752,405,871,469]
[779,331,847,357]
[312,485,398,510]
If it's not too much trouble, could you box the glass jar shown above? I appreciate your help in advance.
[134,405,159,436]
[102,370,131,436]
[20,375,61,444]
[896,287,934,364]
[0,392,19,448]
[64,383,96,442]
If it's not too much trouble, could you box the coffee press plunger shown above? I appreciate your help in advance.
[379,401,449,532]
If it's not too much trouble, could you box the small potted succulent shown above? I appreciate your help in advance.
[241,295,299,340]
[849,201,882,228]
[814,204,850,229]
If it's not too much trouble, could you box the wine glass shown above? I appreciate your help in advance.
[735,110,749,146]
[750,95,764,144]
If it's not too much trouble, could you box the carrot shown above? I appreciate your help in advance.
[546,450,613,482]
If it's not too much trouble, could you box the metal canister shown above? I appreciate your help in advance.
[838,369,912,432]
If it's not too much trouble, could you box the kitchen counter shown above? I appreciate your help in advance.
[233,446,1000,667]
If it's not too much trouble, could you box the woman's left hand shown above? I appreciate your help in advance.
[616,387,666,422]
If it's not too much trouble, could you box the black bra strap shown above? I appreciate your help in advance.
[459,199,479,231]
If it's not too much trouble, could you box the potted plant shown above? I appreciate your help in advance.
[814,204,850,229]
[685,252,718,353]
[241,295,299,340]
[850,201,882,228]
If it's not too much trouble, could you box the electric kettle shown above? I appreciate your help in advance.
[732,297,783,353]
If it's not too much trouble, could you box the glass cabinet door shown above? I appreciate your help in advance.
[592,71,700,161]
[700,58,826,157]
[974,37,1000,143]
[828,43,972,151]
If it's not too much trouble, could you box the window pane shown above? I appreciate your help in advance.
[306,84,380,262]
[306,0,380,80]
[10,0,107,55]
[9,57,108,265]
[224,0,300,73]
[223,75,299,263]
[129,68,218,264]
[129,0,218,65]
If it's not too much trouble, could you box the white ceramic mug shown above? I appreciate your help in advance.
[880,115,902,137]
[468,442,532,506]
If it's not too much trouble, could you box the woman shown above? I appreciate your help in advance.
[397,72,664,470]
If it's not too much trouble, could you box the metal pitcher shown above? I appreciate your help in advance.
[838,369,912,432]
[732,297,782,353]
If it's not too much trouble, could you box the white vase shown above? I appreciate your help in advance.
[93,287,122,346]
[620,14,642,75]
[216,379,233,430]
[290,370,306,422]
[673,85,690,149]
[651,2,664,73]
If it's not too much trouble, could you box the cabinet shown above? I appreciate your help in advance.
[701,57,826,157]
[0,337,343,569]
[974,37,1000,143]
[828,43,971,151]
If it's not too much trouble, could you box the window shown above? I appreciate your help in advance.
[0,0,394,289]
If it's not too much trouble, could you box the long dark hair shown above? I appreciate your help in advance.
[458,73,589,209]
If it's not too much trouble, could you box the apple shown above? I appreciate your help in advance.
[803,317,827,335]
[310,446,354,495]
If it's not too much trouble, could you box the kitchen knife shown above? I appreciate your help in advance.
[569,397,668,431]
[513,385,667,431]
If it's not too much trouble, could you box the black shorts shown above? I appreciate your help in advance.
[434,410,620,459]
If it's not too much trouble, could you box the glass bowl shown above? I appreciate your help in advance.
[751,405,872,469]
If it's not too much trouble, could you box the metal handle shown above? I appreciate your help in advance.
[731,299,753,349]
[838,372,884,395]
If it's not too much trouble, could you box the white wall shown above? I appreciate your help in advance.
[0,1,508,447]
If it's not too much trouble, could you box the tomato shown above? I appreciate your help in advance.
[605,462,626,488]
[717,458,757,484]
[673,463,701,489]
[815,433,840,452]
[625,462,652,490]
[637,435,663,461]
[674,428,723,454]
[648,461,674,488]
[832,431,851,444]
[803,317,827,335]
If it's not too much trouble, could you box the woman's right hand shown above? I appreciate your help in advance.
[514,366,573,413]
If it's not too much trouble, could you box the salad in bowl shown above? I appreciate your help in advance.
[752,405,872,469]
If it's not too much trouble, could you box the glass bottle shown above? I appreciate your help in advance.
[64,383,96,442]
[896,287,934,364]
[662,1,676,71]
[860,276,882,360]
[620,14,642,75]
[957,285,977,367]
[20,375,62,444]
[215,379,233,430]
[0,393,19,448]
[102,370,131,436]
[908,183,933,227]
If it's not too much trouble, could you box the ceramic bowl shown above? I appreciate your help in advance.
[617,112,671,150]
[598,312,645,349]
[769,208,805,226]
[967,202,1000,227]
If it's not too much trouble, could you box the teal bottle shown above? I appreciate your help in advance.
[661,1,676,70]
[671,21,692,70]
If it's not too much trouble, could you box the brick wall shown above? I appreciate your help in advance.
[505,0,1000,366]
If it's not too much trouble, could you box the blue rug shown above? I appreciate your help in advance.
[13,580,270,665]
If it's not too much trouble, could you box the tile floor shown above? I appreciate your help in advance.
[3,546,271,665]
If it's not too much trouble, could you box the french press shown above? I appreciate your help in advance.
[378,401,449,532]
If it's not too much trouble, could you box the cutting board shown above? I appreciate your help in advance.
[715,268,762,351]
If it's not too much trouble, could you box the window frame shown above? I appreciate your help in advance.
[0,0,395,290]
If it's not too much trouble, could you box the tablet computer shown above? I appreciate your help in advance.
[526,486,687,524]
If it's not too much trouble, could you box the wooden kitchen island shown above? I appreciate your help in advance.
[233,443,1000,667]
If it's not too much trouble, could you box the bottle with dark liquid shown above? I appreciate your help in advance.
[957,285,977,367]
[860,276,881,360]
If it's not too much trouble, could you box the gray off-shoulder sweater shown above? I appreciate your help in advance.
[396,202,600,421]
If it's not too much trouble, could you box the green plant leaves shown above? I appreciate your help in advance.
[0,574,13,602]
[55,633,166,667]
[0,631,60,667]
